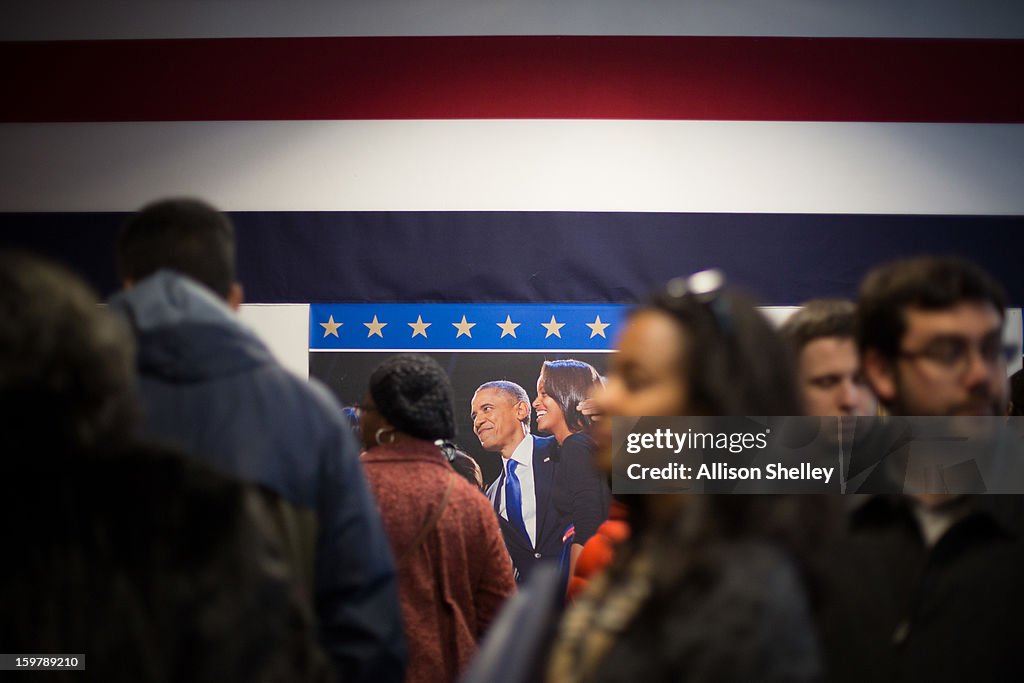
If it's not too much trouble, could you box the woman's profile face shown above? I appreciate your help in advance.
[593,310,689,475]
[533,375,566,436]
[602,310,689,418]
[358,393,386,452]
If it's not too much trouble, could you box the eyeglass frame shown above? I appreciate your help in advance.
[897,332,1020,377]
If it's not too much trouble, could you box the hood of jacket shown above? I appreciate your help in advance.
[108,270,274,383]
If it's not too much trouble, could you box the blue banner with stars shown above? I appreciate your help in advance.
[309,304,627,351]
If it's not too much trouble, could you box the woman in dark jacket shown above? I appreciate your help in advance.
[532,359,611,579]
[359,354,516,683]
[0,252,331,683]
[545,270,832,683]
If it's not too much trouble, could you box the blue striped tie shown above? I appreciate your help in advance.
[505,460,529,543]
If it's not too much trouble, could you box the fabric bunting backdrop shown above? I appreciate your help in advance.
[2,0,1024,382]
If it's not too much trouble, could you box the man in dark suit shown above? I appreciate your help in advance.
[471,380,571,582]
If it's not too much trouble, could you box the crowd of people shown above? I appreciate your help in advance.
[3,196,1024,682]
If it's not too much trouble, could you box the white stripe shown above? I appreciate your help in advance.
[3,120,1023,215]
[4,1,1023,40]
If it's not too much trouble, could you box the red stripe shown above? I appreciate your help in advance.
[3,36,1023,122]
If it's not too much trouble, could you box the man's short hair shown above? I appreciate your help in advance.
[780,299,858,354]
[116,198,236,298]
[474,380,531,425]
[858,256,1007,359]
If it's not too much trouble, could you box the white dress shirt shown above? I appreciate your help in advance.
[494,435,537,548]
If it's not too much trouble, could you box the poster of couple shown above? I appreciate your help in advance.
[309,302,621,581]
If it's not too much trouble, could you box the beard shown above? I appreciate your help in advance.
[889,372,1006,417]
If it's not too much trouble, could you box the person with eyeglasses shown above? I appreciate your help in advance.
[541,270,829,683]
[816,255,1024,683]
[859,257,1017,419]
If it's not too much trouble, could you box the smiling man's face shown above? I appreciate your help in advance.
[471,387,528,458]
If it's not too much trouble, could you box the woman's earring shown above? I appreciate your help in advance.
[375,427,395,446]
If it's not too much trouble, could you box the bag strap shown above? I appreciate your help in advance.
[398,473,456,568]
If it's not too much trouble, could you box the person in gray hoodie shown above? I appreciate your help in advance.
[108,198,406,683]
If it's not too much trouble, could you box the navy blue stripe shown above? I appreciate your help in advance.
[2,211,1023,305]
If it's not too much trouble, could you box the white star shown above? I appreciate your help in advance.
[452,315,476,338]
[541,315,566,338]
[363,315,387,338]
[497,315,521,339]
[408,315,431,338]
[586,315,611,338]
[319,315,342,338]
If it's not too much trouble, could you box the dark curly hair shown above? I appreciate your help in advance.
[369,353,456,441]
